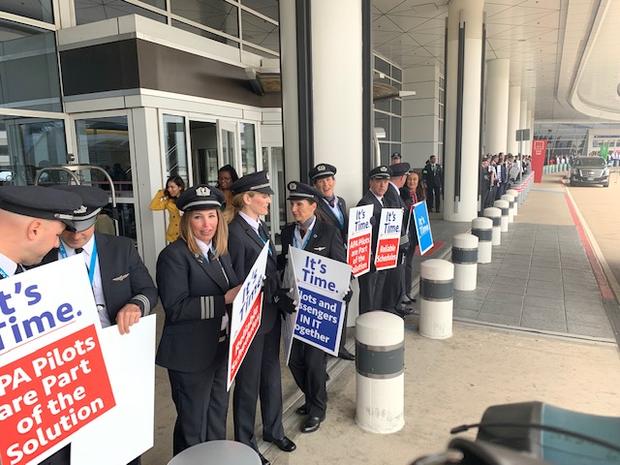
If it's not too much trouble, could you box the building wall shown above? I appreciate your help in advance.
[401,64,442,169]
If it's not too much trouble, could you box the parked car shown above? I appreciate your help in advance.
[569,157,609,187]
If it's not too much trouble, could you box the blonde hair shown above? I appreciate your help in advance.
[180,208,228,258]
[232,191,257,212]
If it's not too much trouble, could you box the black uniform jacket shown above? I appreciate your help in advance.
[399,188,420,247]
[384,183,410,253]
[41,232,158,323]
[316,196,348,241]
[278,220,347,270]
[227,214,278,336]
[155,239,239,373]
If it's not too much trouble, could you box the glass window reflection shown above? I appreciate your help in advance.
[1,0,54,23]
[240,123,256,175]
[0,20,62,112]
[241,10,279,52]
[171,0,239,37]
[242,0,279,21]
[75,0,166,25]
[163,115,189,185]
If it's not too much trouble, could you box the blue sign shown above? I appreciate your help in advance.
[413,200,434,255]
[294,286,344,355]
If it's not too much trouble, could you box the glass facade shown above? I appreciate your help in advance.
[75,116,133,197]
[2,0,54,23]
[71,0,280,56]
[171,0,239,37]
[0,116,67,185]
[0,20,62,112]
[373,54,402,165]
[240,122,257,174]
[163,114,189,185]
[74,0,166,24]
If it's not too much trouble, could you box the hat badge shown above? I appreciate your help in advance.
[317,165,326,171]
[288,181,297,191]
[196,186,211,197]
[74,205,87,214]
[265,172,270,181]
[380,166,387,172]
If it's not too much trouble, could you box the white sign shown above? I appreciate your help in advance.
[346,205,374,277]
[374,208,403,270]
[227,244,269,390]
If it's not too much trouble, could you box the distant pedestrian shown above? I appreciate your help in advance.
[422,155,443,213]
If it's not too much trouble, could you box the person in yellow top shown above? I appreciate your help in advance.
[217,164,238,223]
[150,175,185,242]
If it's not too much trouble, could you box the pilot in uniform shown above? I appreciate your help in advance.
[156,185,240,456]
[356,166,391,314]
[278,181,347,434]
[0,185,82,465]
[309,163,354,361]
[39,185,158,465]
[382,162,412,316]
[227,171,296,465]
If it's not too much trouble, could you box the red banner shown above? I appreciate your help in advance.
[374,237,399,270]
[531,139,547,183]
[0,325,115,465]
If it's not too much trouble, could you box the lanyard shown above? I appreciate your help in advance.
[0,267,8,279]
[293,226,314,250]
[59,240,98,287]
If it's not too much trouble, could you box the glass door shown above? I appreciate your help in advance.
[217,119,237,172]
[189,120,218,185]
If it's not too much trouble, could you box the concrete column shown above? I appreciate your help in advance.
[311,0,364,206]
[506,85,521,154]
[484,59,510,154]
[444,0,484,222]
[279,0,365,207]
[519,97,528,155]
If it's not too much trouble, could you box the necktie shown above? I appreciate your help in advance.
[258,224,270,243]
[15,265,24,274]
[299,227,307,239]
[75,248,84,254]
[207,249,229,286]
[327,197,336,208]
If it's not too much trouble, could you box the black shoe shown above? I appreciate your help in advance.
[296,405,308,415]
[338,349,355,361]
[259,453,271,465]
[396,306,414,317]
[264,436,296,452]
[301,416,324,433]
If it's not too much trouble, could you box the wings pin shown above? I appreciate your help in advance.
[313,246,326,251]
[112,273,130,282]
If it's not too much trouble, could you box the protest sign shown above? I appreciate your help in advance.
[346,205,373,277]
[412,200,434,255]
[374,208,403,270]
[281,251,300,365]
[0,256,115,465]
[288,247,351,356]
[72,314,156,465]
[227,243,269,390]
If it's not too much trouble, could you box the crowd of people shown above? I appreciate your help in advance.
[479,153,531,210]
[0,155,442,465]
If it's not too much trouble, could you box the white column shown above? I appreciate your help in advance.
[519,97,528,155]
[506,85,521,154]
[444,0,484,222]
[484,59,510,154]
[311,0,364,206]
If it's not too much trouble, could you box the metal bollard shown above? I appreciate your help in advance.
[501,194,515,223]
[471,216,493,264]
[355,311,404,434]
[483,207,502,245]
[452,233,478,291]
[493,199,509,232]
[506,189,519,214]
[419,259,454,339]
[167,440,261,465]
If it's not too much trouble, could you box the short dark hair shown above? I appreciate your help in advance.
[218,164,239,183]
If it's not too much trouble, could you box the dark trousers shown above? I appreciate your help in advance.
[289,339,327,418]
[404,244,417,299]
[358,269,387,314]
[382,257,406,312]
[233,318,284,449]
[168,342,229,456]
[38,446,71,465]
[427,185,441,211]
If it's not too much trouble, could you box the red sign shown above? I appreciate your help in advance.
[374,237,399,270]
[0,325,115,465]
[531,139,548,183]
[347,233,372,276]
[228,291,263,384]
